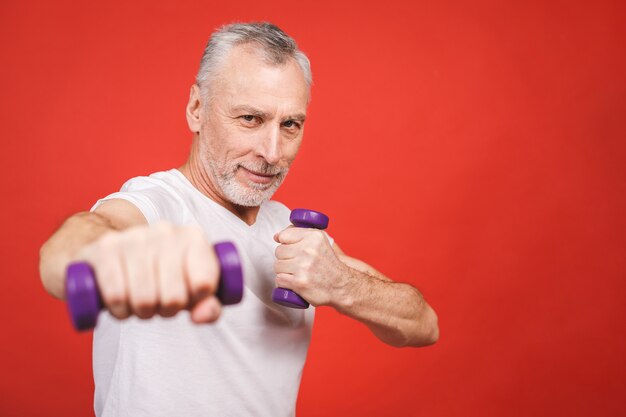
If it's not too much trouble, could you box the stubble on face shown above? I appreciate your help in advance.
[193,46,308,208]
[197,131,290,207]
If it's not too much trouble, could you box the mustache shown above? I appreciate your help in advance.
[237,161,287,176]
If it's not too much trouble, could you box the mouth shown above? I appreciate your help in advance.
[239,166,278,185]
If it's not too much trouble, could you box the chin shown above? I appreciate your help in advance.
[218,171,287,207]
[224,184,277,207]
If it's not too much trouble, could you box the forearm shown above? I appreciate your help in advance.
[331,263,439,348]
[39,212,118,300]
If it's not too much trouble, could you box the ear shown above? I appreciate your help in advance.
[186,84,203,133]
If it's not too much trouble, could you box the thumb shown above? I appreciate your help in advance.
[190,295,222,324]
[274,225,296,243]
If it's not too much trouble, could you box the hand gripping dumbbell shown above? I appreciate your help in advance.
[271,208,329,309]
[66,241,244,331]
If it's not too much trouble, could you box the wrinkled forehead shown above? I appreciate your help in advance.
[211,45,310,112]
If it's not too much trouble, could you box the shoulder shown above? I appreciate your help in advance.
[119,169,180,193]
[263,200,291,217]
[261,200,292,229]
[92,169,185,225]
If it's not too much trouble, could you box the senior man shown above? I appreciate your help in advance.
[39,22,439,416]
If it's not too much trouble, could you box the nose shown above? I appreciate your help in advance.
[257,125,282,165]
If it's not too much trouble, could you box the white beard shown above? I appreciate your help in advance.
[200,141,289,207]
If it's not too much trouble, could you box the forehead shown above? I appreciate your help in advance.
[212,45,309,113]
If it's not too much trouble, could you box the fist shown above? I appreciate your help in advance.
[74,222,222,323]
[273,226,346,307]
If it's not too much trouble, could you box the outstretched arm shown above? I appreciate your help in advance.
[39,199,222,323]
[39,199,147,300]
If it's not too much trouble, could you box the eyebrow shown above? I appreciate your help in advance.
[230,105,306,122]
[284,113,306,122]
[230,105,269,119]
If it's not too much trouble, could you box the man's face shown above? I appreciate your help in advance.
[198,45,309,207]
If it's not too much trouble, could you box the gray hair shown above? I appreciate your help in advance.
[195,22,312,102]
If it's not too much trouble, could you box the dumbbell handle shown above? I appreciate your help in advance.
[66,241,243,331]
[271,208,330,309]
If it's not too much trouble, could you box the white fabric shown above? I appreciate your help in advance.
[90,169,317,417]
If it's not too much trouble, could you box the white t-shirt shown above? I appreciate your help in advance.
[90,169,316,417]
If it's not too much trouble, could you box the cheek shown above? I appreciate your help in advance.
[203,120,253,159]
[283,139,303,163]
[228,134,260,160]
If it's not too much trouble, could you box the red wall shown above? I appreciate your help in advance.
[1,1,624,416]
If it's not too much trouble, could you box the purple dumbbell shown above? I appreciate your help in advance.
[66,241,244,331]
[271,208,330,309]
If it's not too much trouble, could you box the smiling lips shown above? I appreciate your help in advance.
[240,166,277,185]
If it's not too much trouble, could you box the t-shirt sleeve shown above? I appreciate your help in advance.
[90,176,180,225]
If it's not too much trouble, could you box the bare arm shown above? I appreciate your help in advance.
[331,243,439,348]
[39,198,222,323]
[274,229,439,348]
[39,199,147,300]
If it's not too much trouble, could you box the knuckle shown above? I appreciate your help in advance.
[290,278,305,292]
[158,308,176,318]
[192,278,216,295]
[312,230,325,242]
[110,308,130,320]
[300,260,313,272]
[299,275,312,288]
[130,294,157,318]
[133,306,156,319]
[275,273,291,287]
[161,293,188,312]
[102,288,126,307]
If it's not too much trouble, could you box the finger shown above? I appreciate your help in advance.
[190,295,222,324]
[275,226,308,245]
[274,259,299,275]
[273,225,295,243]
[156,239,189,318]
[122,231,158,319]
[183,226,219,299]
[274,243,299,260]
[275,272,295,289]
[83,235,130,320]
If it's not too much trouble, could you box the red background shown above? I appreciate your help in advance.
[1,1,625,416]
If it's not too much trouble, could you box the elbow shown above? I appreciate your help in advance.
[374,309,439,348]
[406,306,439,348]
[39,241,64,300]
[424,309,440,345]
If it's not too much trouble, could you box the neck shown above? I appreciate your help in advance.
[179,135,260,225]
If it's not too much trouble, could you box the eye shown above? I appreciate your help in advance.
[240,115,261,127]
[282,120,301,131]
